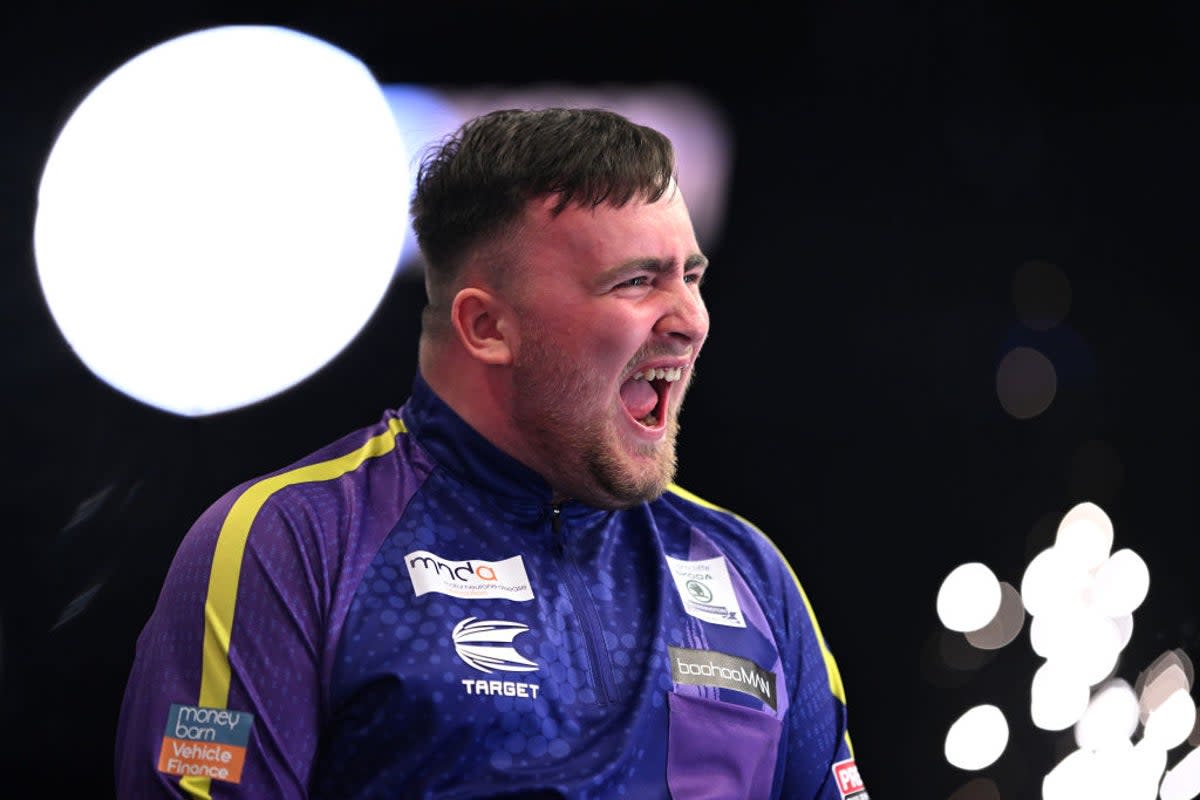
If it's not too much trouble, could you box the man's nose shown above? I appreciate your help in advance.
[653,283,708,343]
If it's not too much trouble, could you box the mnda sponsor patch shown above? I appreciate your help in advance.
[157,703,253,783]
[669,646,776,710]
[405,549,533,601]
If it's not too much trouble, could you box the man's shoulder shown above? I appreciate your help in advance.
[174,409,423,568]
[655,483,782,563]
[659,483,760,533]
[250,410,412,487]
[199,409,417,522]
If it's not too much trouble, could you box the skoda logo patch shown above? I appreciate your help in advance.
[685,579,713,603]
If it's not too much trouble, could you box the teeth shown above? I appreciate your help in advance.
[632,367,682,382]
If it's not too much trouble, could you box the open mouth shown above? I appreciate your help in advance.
[620,367,683,427]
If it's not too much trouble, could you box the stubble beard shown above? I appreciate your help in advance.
[511,337,682,510]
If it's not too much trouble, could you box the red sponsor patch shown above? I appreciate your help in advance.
[832,758,869,799]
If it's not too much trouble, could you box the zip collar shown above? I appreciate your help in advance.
[400,371,558,505]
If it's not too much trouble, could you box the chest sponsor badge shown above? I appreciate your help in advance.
[832,758,869,799]
[405,549,534,601]
[157,703,253,784]
[669,646,777,710]
[666,554,746,628]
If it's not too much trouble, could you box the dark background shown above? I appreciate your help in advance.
[4,2,1199,797]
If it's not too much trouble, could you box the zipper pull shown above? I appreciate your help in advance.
[550,504,564,554]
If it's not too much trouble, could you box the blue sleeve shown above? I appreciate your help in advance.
[770,543,866,799]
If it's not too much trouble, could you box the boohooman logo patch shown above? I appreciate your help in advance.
[669,646,777,710]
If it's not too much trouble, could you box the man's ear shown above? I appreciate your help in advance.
[450,287,514,366]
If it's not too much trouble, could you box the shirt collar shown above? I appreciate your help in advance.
[400,371,556,504]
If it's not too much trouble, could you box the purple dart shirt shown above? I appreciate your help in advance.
[114,372,865,799]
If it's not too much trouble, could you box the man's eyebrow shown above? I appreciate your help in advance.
[600,254,710,282]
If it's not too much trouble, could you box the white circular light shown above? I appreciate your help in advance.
[964,581,1026,650]
[944,704,1009,771]
[1075,679,1140,751]
[1143,689,1197,752]
[1060,609,1122,686]
[1043,748,1100,800]
[1043,742,1164,800]
[1055,501,1114,571]
[1030,603,1120,676]
[1111,613,1134,651]
[1091,548,1151,618]
[1141,662,1192,725]
[1160,744,1200,800]
[34,25,409,416]
[1020,546,1090,618]
[1032,659,1090,731]
[937,562,1002,633]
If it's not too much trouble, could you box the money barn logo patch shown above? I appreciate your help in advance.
[158,703,254,783]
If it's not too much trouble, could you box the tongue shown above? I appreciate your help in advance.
[620,378,658,419]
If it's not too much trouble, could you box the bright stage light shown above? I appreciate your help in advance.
[34,25,408,416]
[936,561,1001,633]
[1143,689,1197,752]
[1075,679,1139,751]
[1055,501,1114,571]
[1031,659,1090,731]
[944,704,1008,770]
[1161,745,1200,800]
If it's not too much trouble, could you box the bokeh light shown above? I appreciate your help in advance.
[945,704,1009,771]
[1030,604,1121,686]
[1090,548,1151,618]
[1054,501,1114,571]
[1160,745,1200,800]
[1075,678,1139,751]
[1012,259,1071,331]
[996,345,1057,419]
[939,497,1199,795]
[964,581,1025,650]
[1138,652,1194,725]
[380,83,462,272]
[1143,689,1198,751]
[34,25,409,416]
[1020,545,1090,619]
[947,776,1001,800]
[1043,741,1165,800]
[1031,658,1091,731]
[937,562,1002,633]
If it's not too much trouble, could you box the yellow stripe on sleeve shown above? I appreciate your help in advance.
[180,416,406,798]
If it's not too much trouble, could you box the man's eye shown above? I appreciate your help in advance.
[621,276,650,288]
